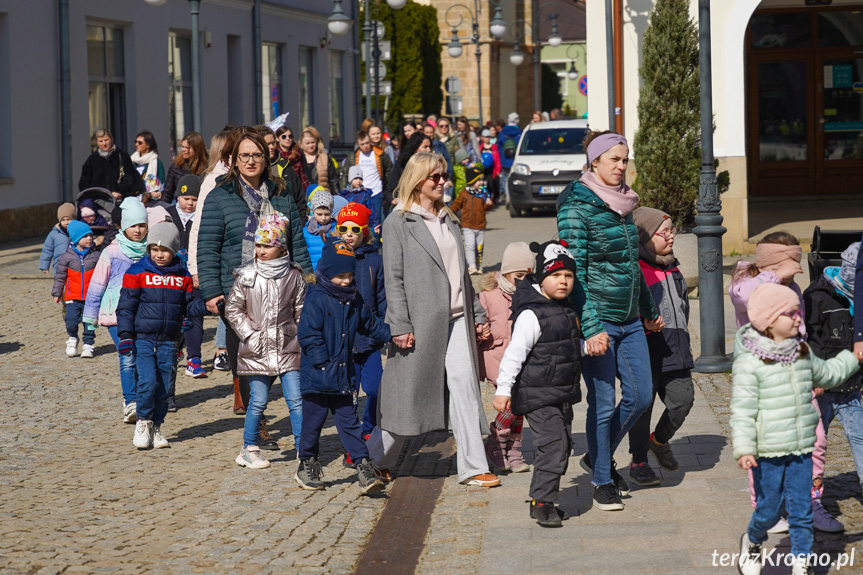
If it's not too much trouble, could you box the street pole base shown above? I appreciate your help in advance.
[693,354,733,374]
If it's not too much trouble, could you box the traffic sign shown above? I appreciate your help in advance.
[363,81,392,97]
[578,75,588,96]
[374,62,387,81]
[362,40,391,61]
[445,76,462,94]
[371,20,385,40]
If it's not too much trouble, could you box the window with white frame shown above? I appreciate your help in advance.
[299,47,315,130]
[262,43,283,123]
[328,51,345,143]
[87,24,126,147]
[168,33,193,157]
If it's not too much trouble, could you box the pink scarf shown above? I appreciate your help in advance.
[579,170,640,217]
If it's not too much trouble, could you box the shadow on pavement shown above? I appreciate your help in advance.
[0,340,23,354]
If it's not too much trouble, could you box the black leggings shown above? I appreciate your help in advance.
[219,306,250,408]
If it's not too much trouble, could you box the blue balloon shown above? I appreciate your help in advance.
[481,152,494,169]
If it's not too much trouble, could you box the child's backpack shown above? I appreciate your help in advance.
[502,134,517,160]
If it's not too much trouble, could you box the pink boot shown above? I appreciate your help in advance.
[485,425,510,472]
[506,433,531,473]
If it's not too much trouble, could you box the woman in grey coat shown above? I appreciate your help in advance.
[367,152,500,487]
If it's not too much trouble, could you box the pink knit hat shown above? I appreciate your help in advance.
[747,283,800,332]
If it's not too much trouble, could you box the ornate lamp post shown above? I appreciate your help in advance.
[506,3,563,111]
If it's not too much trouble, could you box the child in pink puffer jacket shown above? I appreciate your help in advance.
[479,242,535,473]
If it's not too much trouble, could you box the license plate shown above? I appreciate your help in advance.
[539,186,561,195]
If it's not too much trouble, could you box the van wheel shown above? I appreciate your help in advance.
[509,203,522,218]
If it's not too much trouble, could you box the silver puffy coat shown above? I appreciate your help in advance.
[225,262,306,376]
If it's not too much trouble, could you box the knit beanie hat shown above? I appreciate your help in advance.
[454,147,469,164]
[176,174,201,198]
[119,197,148,231]
[67,220,93,246]
[147,221,181,257]
[840,242,860,293]
[507,112,520,125]
[501,242,535,275]
[317,236,356,279]
[481,128,491,137]
[254,211,290,249]
[333,195,349,218]
[80,206,96,218]
[57,202,76,222]
[632,207,671,246]
[747,283,800,332]
[337,202,371,236]
[310,188,334,212]
[465,166,484,187]
[531,240,577,285]
[348,165,364,184]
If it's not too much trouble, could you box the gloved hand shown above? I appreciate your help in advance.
[182,317,192,332]
[118,339,134,356]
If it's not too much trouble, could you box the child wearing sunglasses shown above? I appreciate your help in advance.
[731,283,859,575]
[338,167,382,238]
[334,203,387,464]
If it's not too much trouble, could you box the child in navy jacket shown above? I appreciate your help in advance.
[117,222,206,450]
[296,237,391,495]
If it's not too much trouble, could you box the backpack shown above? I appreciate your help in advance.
[503,134,517,159]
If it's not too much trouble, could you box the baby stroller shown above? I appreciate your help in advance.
[75,187,118,249]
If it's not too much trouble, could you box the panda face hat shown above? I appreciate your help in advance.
[530,240,577,284]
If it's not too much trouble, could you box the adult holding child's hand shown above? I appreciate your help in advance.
[556,130,661,511]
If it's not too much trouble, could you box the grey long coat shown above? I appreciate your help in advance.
[379,207,488,436]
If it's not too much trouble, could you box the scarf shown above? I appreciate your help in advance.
[72,244,91,259]
[239,178,273,266]
[97,146,115,159]
[284,146,311,190]
[117,233,147,261]
[638,244,676,268]
[824,267,854,314]
[740,325,802,366]
[131,150,160,179]
[579,170,640,217]
[255,255,292,280]
[177,209,195,228]
[497,273,516,295]
[306,217,334,236]
[315,271,357,302]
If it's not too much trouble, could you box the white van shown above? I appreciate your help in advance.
[507,119,590,217]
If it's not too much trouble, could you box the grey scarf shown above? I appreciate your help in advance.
[255,255,292,280]
[240,178,273,266]
[98,146,115,159]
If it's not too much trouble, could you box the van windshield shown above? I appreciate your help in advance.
[518,128,589,155]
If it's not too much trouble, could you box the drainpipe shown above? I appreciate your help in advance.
[613,0,623,134]
[253,0,263,125]
[354,0,362,126]
[59,0,72,202]
[605,0,615,130]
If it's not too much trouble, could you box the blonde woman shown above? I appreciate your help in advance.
[368,152,499,488]
[300,127,339,192]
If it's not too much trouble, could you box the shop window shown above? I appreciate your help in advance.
[262,43,283,123]
[87,24,126,147]
[328,50,345,143]
[168,33,193,157]
[299,46,315,130]
[750,13,811,49]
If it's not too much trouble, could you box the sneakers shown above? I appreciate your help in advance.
[133,420,154,449]
[153,426,170,449]
[356,458,385,494]
[213,352,230,371]
[80,344,94,358]
[123,402,137,424]
[343,452,355,468]
[791,556,816,575]
[184,357,208,378]
[593,483,624,511]
[166,396,178,413]
[530,500,563,527]
[461,473,501,487]
[648,434,679,471]
[295,456,325,490]
[529,499,569,524]
[812,498,845,532]
[468,265,478,275]
[580,454,630,496]
[236,446,271,469]
[65,336,78,357]
[176,348,184,363]
[629,461,661,486]
[766,517,789,534]
[258,417,279,451]
[738,532,763,575]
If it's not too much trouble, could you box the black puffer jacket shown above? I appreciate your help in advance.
[509,278,583,416]
[803,276,863,394]
[78,148,144,198]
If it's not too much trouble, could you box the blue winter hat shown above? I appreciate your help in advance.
[317,236,356,279]
[67,220,93,246]
[119,197,148,231]
[306,184,325,200]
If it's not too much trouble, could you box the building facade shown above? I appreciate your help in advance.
[587,0,863,253]
[0,0,359,242]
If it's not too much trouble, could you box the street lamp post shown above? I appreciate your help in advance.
[507,3,562,111]
[693,0,731,373]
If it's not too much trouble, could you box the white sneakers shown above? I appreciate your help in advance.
[236,447,271,469]
[80,344,94,358]
[133,420,154,449]
[766,517,789,534]
[123,402,137,424]
[738,533,763,575]
[153,426,170,449]
[65,337,78,357]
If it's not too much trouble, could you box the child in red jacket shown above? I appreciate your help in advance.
[52,221,100,358]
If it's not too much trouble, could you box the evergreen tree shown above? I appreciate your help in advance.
[632,0,701,227]
[541,63,563,112]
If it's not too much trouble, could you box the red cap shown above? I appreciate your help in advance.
[337,202,371,235]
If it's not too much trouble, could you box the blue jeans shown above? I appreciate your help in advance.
[135,339,175,424]
[581,318,653,486]
[244,372,302,448]
[355,349,384,435]
[64,301,95,345]
[749,453,814,557]
[108,325,138,405]
[818,391,863,491]
[215,317,227,349]
[371,193,384,230]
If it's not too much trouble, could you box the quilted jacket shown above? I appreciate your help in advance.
[730,326,859,460]
[83,240,142,327]
[556,181,658,339]
[52,245,100,302]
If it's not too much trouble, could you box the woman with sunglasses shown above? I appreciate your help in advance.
[163,132,208,205]
[273,126,310,220]
[197,128,312,439]
[435,118,462,162]
[367,151,500,488]
[383,133,432,218]
[130,131,166,197]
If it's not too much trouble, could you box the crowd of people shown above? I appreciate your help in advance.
[38,112,863,574]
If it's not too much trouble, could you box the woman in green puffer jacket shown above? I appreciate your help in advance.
[731,283,859,572]
[556,131,662,511]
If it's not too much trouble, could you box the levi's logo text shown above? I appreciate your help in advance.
[143,274,185,288]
